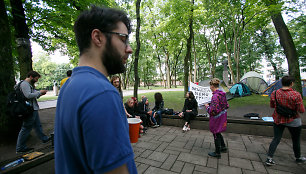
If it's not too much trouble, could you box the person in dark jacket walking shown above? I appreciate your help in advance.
[179,91,198,132]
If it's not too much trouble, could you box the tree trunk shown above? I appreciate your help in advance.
[10,0,33,79]
[271,12,302,94]
[0,0,22,139]
[193,36,197,83]
[184,0,194,95]
[133,0,141,98]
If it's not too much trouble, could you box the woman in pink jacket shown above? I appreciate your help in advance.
[205,78,229,158]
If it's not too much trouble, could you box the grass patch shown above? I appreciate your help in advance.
[227,94,270,109]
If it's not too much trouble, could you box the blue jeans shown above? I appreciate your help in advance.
[267,123,301,158]
[151,110,163,125]
[16,111,48,151]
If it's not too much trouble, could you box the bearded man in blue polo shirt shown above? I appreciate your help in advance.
[54,6,136,174]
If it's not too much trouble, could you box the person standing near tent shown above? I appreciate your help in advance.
[205,78,229,158]
[265,76,306,166]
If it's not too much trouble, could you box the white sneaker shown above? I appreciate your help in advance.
[182,125,187,131]
[186,127,190,131]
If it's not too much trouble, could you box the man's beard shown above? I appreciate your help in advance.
[102,40,126,75]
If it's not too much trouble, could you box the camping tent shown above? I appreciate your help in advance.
[229,83,251,97]
[263,80,282,96]
[240,71,268,94]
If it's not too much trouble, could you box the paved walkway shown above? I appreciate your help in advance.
[18,124,306,174]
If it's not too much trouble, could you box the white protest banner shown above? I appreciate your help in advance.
[189,82,212,106]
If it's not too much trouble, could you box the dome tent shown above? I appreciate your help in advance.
[240,71,268,94]
[263,79,282,96]
[229,83,251,97]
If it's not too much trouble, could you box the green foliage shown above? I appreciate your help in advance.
[33,52,72,89]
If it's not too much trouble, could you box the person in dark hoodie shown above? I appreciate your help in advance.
[205,78,229,159]
[136,97,151,128]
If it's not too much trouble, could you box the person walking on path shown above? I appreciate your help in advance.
[179,91,198,132]
[265,75,306,166]
[205,78,229,158]
[60,70,72,88]
[55,6,137,174]
[16,71,49,153]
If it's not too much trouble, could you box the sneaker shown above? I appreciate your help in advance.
[265,158,275,166]
[152,125,158,128]
[42,137,51,144]
[296,157,306,164]
[182,125,187,132]
[186,127,190,131]
[16,147,34,154]
[220,147,228,153]
[208,152,221,159]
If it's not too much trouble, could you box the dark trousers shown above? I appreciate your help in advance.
[183,112,196,124]
[139,114,149,127]
[213,133,226,154]
[267,123,301,158]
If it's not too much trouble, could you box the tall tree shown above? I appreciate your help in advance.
[133,0,141,98]
[265,0,302,94]
[10,0,33,79]
[0,0,20,139]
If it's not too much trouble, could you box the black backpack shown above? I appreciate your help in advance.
[7,81,34,119]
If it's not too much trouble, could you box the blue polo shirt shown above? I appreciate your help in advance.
[55,66,137,174]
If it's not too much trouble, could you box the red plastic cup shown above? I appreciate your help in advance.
[127,118,141,143]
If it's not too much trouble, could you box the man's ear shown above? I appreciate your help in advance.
[91,29,105,47]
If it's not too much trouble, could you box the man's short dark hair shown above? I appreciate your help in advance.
[74,6,131,55]
[281,75,295,86]
[27,71,41,78]
[67,70,72,77]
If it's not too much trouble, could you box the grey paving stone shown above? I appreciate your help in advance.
[242,169,267,174]
[265,164,306,174]
[229,157,253,170]
[148,151,169,162]
[226,133,243,142]
[140,149,154,158]
[191,146,208,155]
[155,142,170,152]
[169,141,187,148]
[245,142,267,154]
[166,145,191,153]
[229,149,261,161]
[194,137,204,147]
[251,160,267,173]
[159,134,176,143]
[218,165,242,174]
[194,165,217,174]
[160,154,178,170]
[177,152,207,166]
[171,160,184,173]
[135,141,160,151]
[144,166,178,174]
[218,153,229,166]
[202,142,212,149]
[137,163,150,174]
[163,149,181,155]
[266,168,294,174]
[135,157,162,168]
[228,141,246,151]
[207,156,218,168]
[181,162,195,174]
